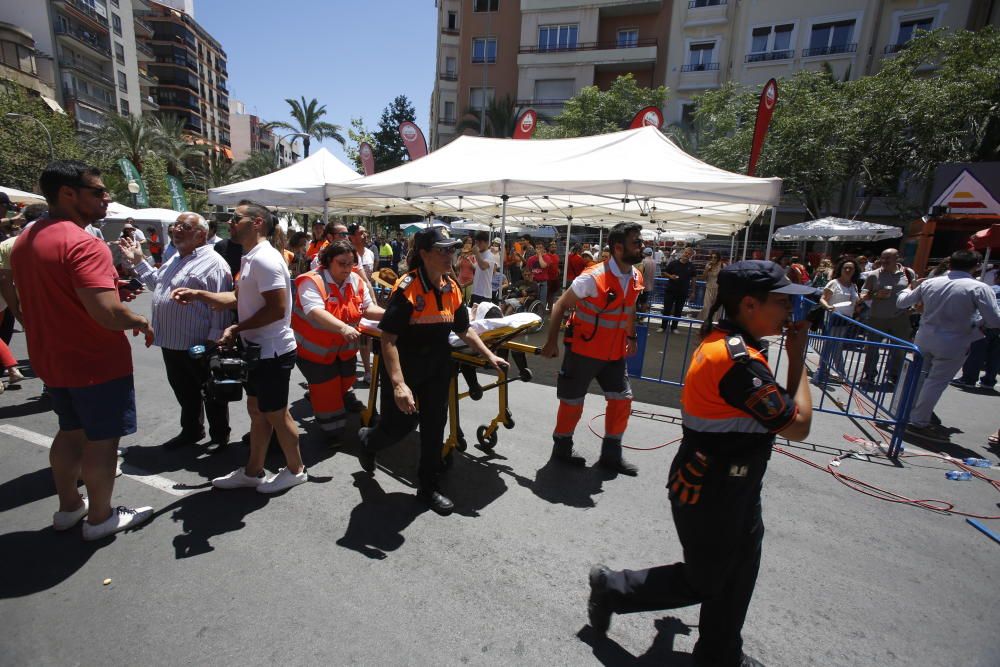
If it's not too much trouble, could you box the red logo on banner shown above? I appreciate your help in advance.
[629,105,663,129]
[398,121,428,161]
[748,79,778,177]
[359,142,374,176]
[512,109,538,140]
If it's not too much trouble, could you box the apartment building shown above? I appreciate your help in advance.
[0,0,152,131]
[0,21,58,103]
[430,0,671,149]
[229,98,301,167]
[139,0,230,154]
[430,0,998,148]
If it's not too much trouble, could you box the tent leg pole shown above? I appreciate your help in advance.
[764,206,777,260]
[563,219,571,288]
[730,233,736,262]
[500,194,508,284]
[982,247,992,281]
[598,228,603,251]
[742,224,750,260]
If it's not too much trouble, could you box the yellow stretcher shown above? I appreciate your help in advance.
[358,313,543,464]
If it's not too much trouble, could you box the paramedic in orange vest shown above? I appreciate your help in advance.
[586,260,815,667]
[540,221,644,475]
[292,240,384,447]
[358,227,507,515]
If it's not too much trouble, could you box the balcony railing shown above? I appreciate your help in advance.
[688,0,726,8]
[515,98,568,108]
[745,49,794,63]
[53,24,111,58]
[141,95,159,110]
[681,62,719,72]
[158,97,199,111]
[58,56,114,86]
[57,0,110,29]
[136,40,153,57]
[134,17,154,35]
[518,37,657,54]
[802,43,857,57]
[440,72,457,81]
[439,116,457,125]
[883,42,908,54]
[63,85,113,110]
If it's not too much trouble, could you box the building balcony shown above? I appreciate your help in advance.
[138,68,157,85]
[522,0,661,10]
[157,97,200,112]
[136,40,154,59]
[134,17,155,37]
[52,0,110,33]
[518,38,657,68]
[63,85,114,111]
[688,0,726,7]
[141,95,159,111]
[515,98,569,110]
[440,72,457,81]
[684,0,728,27]
[681,62,719,72]
[53,24,111,60]
[802,43,857,58]
[883,42,908,55]
[677,62,720,91]
[744,50,794,63]
[58,56,114,87]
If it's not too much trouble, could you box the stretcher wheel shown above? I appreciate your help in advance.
[504,417,515,430]
[476,425,498,450]
[457,435,468,451]
[519,367,533,382]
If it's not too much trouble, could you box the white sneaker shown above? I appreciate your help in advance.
[256,467,308,494]
[81,505,153,541]
[212,467,266,489]
[53,497,89,531]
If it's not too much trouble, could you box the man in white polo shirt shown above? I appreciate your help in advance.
[172,200,307,494]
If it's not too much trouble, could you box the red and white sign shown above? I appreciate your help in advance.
[629,105,663,129]
[398,121,428,161]
[747,78,778,176]
[934,170,1000,214]
[512,109,538,140]
[359,142,374,176]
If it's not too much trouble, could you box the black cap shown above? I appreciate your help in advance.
[414,226,462,251]
[718,260,817,296]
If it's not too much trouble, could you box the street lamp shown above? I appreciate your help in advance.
[127,179,140,207]
[6,112,54,161]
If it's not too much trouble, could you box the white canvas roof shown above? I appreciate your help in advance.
[104,207,183,224]
[324,126,781,234]
[772,217,903,242]
[0,186,45,205]
[208,147,362,207]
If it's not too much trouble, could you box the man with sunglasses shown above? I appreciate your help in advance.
[11,161,154,541]
[308,221,348,272]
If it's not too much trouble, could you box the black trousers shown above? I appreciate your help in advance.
[161,347,230,441]
[365,351,452,491]
[0,308,13,345]
[660,291,686,330]
[603,442,768,666]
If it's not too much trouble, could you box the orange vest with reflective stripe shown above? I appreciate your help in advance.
[681,329,773,436]
[566,260,642,361]
[394,268,463,326]
[291,270,365,363]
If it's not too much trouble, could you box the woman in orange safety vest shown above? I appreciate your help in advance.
[291,240,384,446]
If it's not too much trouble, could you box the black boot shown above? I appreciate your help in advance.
[417,487,454,515]
[551,436,586,466]
[588,564,614,636]
[597,438,638,476]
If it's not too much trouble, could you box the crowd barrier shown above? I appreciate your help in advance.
[627,304,922,458]
[650,278,706,313]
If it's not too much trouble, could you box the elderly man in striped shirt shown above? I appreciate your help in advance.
[119,212,234,449]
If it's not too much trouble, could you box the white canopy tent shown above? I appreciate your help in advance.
[1,186,45,205]
[103,207,182,224]
[772,217,903,242]
[104,201,137,218]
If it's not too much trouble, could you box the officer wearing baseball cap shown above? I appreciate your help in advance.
[586,260,815,667]
[358,226,507,514]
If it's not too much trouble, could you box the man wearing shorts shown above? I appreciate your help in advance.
[172,200,307,494]
[11,161,154,541]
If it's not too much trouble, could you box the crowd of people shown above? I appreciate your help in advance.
[2,159,1000,667]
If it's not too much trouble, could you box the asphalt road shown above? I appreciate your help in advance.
[1,293,998,666]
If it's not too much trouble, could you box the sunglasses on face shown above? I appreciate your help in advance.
[77,185,110,197]
[432,246,460,256]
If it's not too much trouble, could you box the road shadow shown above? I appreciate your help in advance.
[0,467,62,513]
[0,394,52,420]
[0,526,100,598]
[578,616,695,666]
[158,489,269,559]
[336,472,426,560]
[901,432,982,460]
[522,458,606,508]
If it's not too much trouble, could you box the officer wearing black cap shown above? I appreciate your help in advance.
[586,260,816,667]
[358,227,507,514]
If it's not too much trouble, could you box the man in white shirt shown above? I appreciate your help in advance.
[348,222,376,384]
[172,201,307,494]
[897,249,1000,440]
[470,230,496,305]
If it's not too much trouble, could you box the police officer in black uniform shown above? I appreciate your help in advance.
[358,227,507,515]
[586,261,815,667]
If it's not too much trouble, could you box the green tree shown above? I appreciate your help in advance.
[345,116,374,174]
[457,93,519,138]
[535,74,668,139]
[234,149,279,180]
[372,95,417,172]
[194,151,237,190]
[142,152,172,208]
[0,85,83,191]
[85,112,158,172]
[151,115,204,179]
[268,96,345,157]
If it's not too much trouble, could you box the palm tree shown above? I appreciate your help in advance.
[195,151,237,190]
[267,96,345,157]
[235,149,279,180]
[457,94,519,138]
[85,113,158,171]
[151,115,204,178]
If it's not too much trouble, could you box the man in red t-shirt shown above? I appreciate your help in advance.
[567,244,587,284]
[11,161,154,542]
[526,242,553,307]
[545,242,561,309]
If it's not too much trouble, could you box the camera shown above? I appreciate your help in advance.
[188,343,258,402]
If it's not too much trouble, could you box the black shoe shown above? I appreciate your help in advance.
[468,384,484,401]
[418,489,454,515]
[208,430,230,447]
[930,411,942,426]
[163,431,204,450]
[551,436,586,467]
[588,564,613,636]
[327,432,342,449]
[357,427,375,473]
[344,392,365,413]
[597,438,638,476]
[738,653,766,667]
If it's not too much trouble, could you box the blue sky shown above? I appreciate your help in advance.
[195,0,437,163]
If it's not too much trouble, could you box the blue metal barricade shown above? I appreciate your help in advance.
[627,306,922,458]
[651,278,706,313]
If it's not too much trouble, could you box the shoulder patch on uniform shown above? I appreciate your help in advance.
[745,385,787,420]
[725,335,750,363]
[397,275,413,291]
